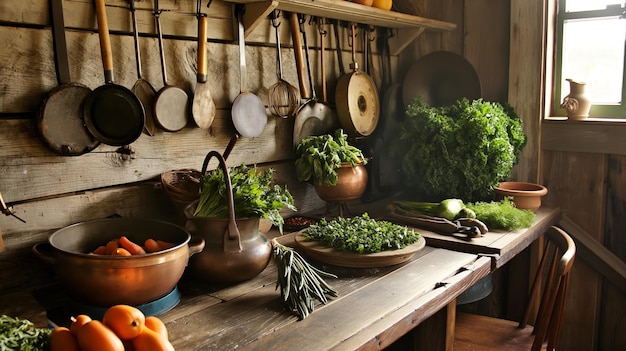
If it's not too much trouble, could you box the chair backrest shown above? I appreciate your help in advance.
[520,225,576,351]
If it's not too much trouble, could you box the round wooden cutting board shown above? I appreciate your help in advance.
[293,232,426,268]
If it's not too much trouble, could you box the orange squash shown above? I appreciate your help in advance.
[76,320,125,351]
[69,314,92,336]
[144,316,169,340]
[102,305,146,340]
[49,327,80,351]
[132,328,175,351]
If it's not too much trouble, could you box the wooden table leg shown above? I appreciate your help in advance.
[409,299,457,351]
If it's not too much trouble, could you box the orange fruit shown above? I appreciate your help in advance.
[372,0,392,10]
[132,328,175,351]
[76,320,125,351]
[102,305,146,340]
[49,327,80,351]
[69,314,92,336]
[144,316,169,340]
[351,0,374,6]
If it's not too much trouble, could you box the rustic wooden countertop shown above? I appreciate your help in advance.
[161,237,491,351]
[2,202,560,350]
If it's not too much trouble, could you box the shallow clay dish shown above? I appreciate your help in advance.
[494,181,548,211]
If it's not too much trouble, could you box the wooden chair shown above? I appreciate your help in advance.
[454,226,576,351]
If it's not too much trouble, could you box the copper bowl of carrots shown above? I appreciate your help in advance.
[34,218,204,307]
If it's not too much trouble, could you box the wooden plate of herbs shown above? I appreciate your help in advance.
[292,214,425,268]
[294,232,425,268]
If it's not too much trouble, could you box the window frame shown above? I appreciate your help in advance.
[552,1,626,118]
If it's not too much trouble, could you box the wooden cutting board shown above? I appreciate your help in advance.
[293,232,426,268]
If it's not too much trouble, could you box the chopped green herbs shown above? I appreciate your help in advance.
[304,213,421,254]
[0,315,51,351]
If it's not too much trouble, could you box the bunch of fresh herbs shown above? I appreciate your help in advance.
[0,315,51,351]
[295,129,367,186]
[273,239,337,320]
[465,197,535,230]
[391,97,526,202]
[304,213,421,254]
[193,164,296,233]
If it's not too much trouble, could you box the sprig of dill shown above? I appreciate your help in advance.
[465,197,535,230]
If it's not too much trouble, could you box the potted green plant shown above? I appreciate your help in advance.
[191,156,296,232]
[295,129,368,203]
[185,150,296,283]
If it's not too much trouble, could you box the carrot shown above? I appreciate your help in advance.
[156,240,176,250]
[119,236,146,255]
[113,248,132,256]
[105,240,119,255]
[92,245,106,255]
[143,239,161,253]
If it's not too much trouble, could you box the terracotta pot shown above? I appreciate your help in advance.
[494,181,548,211]
[315,163,368,203]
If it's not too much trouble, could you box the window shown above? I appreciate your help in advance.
[553,1,626,118]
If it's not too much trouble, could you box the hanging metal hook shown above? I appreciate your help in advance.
[316,17,327,37]
[270,9,280,28]
[367,25,376,42]
[347,22,356,48]
[0,192,26,223]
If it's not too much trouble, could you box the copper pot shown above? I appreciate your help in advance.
[33,218,204,307]
[185,215,272,283]
[184,150,272,284]
[315,163,368,203]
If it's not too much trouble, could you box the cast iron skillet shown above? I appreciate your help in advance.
[37,0,99,155]
[83,0,145,146]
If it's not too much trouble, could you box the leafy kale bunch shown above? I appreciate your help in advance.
[194,164,296,232]
[0,315,51,351]
[394,97,526,202]
[295,129,367,186]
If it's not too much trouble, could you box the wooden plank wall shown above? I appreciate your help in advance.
[1,0,449,292]
[6,0,622,350]
[541,121,626,350]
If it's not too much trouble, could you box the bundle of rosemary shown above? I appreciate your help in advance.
[272,239,338,320]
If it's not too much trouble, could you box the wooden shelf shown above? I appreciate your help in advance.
[226,0,457,55]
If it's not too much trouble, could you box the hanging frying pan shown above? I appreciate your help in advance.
[83,0,145,146]
[128,0,158,137]
[401,51,481,108]
[191,0,216,129]
[37,0,99,155]
[292,15,338,147]
[293,17,340,146]
[335,23,379,138]
[231,5,267,138]
[153,0,189,132]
